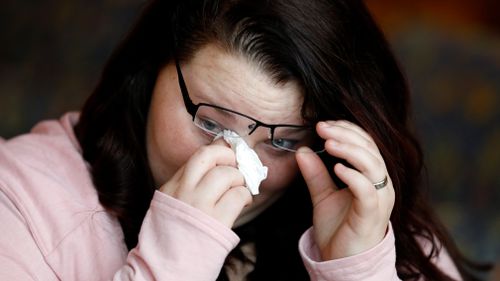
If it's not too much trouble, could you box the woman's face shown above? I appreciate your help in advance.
[146,44,304,226]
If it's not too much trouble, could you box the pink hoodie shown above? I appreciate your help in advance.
[0,113,462,280]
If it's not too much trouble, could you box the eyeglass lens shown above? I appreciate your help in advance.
[193,105,323,152]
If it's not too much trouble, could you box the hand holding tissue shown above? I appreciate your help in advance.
[216,130,268,195]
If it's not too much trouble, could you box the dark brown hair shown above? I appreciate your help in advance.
[75,0,489,280]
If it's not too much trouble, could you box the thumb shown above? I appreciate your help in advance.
[296,147,338,206]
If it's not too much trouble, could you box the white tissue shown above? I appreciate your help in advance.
[216,130,268,195]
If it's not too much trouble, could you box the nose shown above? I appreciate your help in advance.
[240,127,269,150]
[212,129,270,161]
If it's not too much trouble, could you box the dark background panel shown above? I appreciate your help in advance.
[1,0,499,278]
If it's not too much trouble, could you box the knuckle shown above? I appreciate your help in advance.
[367,154,384,172]
[208,166,227,178]
[195,144,213,158]
[212,166,242,181]
[365,139,376,150]
[235,186,252,203]
[374,157,384,170]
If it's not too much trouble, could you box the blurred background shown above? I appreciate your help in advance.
[0,0,499,279]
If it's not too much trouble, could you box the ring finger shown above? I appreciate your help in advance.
[317,122,380,158]
[325,139,386,185]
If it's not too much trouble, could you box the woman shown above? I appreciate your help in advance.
[0,0,488,280]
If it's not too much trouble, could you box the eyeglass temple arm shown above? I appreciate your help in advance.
[174,58,197,118]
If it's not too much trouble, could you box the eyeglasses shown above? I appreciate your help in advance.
[174,58,324,153]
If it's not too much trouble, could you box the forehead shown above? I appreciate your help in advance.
[181,44,305,125]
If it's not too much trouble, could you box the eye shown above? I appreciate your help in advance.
[272,138,299,151]
[196,117,225,135]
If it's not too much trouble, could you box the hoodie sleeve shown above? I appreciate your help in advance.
[113,191,239,281]
[0,187,238,281]
[298,224,400,281]
[298,223,462,281]
[0,114,238,281]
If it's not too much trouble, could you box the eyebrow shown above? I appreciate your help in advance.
[178,59,307,128]
[187,79,240,116]
[275,126,311,136]
[211,106,239,121]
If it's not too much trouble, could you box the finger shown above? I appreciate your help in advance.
[296,146,338,206]
[316,121,380,157]
[180,144,237,190]
[334,163,379,213]
[194,166,246,207]
[325,139,386,184]
[214,186,253,228]
[320,120,373,143]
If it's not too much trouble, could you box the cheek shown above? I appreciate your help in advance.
[146,95,202,186]
[147,119,192,186]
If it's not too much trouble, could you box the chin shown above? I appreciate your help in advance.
[232,189,285,228]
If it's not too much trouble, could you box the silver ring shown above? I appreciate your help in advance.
[373,175,388,190]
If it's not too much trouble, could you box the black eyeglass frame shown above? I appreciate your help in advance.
[174,58,322,152]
